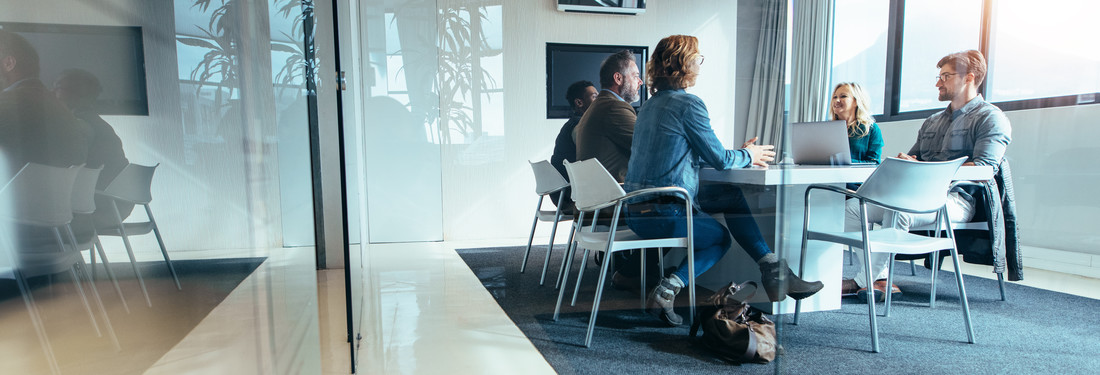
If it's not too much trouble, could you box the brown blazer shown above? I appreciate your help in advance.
[574,90,636,182]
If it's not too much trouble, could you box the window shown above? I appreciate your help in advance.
[830,0,1100,119]
[897,0,982,112]
[830,0,889,115]
[986,0,1100,103]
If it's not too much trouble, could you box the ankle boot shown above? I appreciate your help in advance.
[646,276,683,326]
[759,259,824,302]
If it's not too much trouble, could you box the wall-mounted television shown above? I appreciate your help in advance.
[546,42,648,119]
[0,22,148,116]
[557,0,646,15]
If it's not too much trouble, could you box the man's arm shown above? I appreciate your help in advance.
[969,110,1012,168]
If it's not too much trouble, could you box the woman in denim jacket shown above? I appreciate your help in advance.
[624,35,823,326]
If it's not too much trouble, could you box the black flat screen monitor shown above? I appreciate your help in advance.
[546,43,647,119]
[0,22,149,116]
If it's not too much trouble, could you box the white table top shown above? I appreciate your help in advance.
[700,164,994,185]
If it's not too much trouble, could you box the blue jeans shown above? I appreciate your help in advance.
[625,184,771,283]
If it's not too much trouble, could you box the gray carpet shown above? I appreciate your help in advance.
[457,246,1100,374]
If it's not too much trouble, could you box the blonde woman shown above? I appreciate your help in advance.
[830,82,883,164]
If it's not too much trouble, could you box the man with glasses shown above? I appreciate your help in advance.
[841,49,1012,302]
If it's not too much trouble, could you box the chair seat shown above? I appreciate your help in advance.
[536,210,574,222]
[13,250,83,278]
[575,229,689,253]
[97,221,155,236]
[807,228,956,256]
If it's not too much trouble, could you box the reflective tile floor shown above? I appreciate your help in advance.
[5,238,1095,374]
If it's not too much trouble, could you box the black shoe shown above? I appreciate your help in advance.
[759,260,824,301]
[646,277,683,326]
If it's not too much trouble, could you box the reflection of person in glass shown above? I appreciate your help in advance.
[625,35,822,326]
[54,68,133,230]
[0,30,90,175]
[549,80,597,212]
[830,82,883,164]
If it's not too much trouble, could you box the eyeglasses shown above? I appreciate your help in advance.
[935,72,959,82]
[695,55,705,66]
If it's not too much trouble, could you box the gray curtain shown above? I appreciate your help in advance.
[790,0,835,124]
[744,0,788,150]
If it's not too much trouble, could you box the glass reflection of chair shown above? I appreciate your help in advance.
[0,162,118,347]
[95,163,179,308]
[521,160,574,286]
[794,157,975,353]
[68,166,130,313]
[553,158,693,348]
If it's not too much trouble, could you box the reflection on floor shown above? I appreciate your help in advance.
[0,246,319,375]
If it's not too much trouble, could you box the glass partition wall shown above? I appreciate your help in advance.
[0,1,322,373]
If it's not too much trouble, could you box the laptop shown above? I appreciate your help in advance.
[790,120,874,166]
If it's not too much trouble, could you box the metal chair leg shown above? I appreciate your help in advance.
[539,211,563,286]
[571,249,590,306]
[111,201,152,307]
[553,237,579,321]
[584,250,615,347]
[909,259,917,276]
[145,206,180,290]
[950,248,975,344]
[997,272,1006,301]
[521,196,543,274]
[555,220,579,290]
[66,226,129,313]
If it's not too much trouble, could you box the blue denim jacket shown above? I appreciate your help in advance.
[624,89,751,206]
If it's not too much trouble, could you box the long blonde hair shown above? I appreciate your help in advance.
[831,82,876,138]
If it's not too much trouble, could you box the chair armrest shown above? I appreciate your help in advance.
[620,186,693,206]
[805,184,858,199]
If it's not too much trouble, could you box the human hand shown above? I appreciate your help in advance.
[741,136,760,149]
[896,153,917,161]
[744,141,776,167]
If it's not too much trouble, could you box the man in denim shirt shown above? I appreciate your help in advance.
[842,50,1012,302]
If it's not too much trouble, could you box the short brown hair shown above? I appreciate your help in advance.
[647,35,700,94]
[937,50,987,87]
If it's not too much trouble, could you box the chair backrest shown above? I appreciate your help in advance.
[101,163,158,204]
[563,159,625,211]
[0,163,81,227]
[856,157,967,213]
[530,160,569,195]
[71,166,104,215]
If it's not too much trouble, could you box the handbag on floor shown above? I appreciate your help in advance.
[690,281,777,364]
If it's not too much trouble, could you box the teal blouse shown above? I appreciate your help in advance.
[848,122,884,163]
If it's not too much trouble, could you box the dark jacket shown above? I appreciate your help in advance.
[575,90,636,183]
[956,160,1023,281]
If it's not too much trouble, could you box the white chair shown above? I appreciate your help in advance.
[521,160,575,286]
[552,159,694,348]
[1,163,117,345]
[794,157,974,353]
[67,166,130,312]
[95,163,180,302]
[906,180,1008,303]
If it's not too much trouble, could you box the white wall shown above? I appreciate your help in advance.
[438,0,740,241]
[880,102,1100,276]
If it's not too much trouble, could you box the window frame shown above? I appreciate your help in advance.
[873,0,1100,123]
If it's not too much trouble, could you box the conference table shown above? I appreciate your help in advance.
[693,163,994,314]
